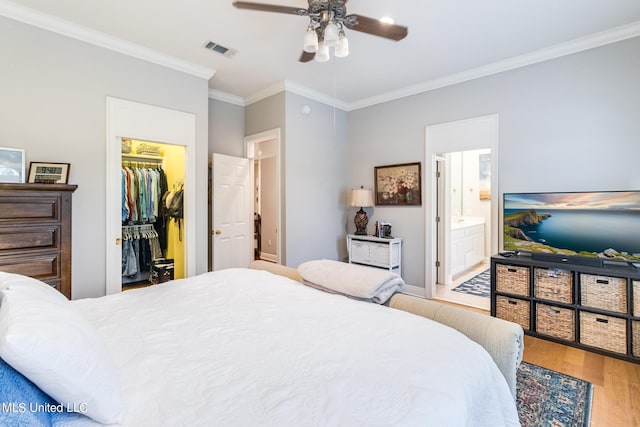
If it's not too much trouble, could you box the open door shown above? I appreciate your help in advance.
[211,153,253,270]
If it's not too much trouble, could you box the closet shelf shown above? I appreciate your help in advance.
[122,153,163,162]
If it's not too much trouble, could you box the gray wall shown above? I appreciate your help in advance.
[348,36,640,288]
[208,98,245,157]
[0,17,210,298]
[244,92,349,266]
[284,92,349,267]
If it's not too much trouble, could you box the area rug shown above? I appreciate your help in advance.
[517,362,593,427]
[451,269,490,298]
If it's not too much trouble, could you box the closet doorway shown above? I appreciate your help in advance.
[105,97,196,295]
[245,128,281,264]
[121,139,185,290]
[424,114,499,301]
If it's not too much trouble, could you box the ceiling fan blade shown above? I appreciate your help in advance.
[299,51,315,63]
[232,1,307,16]
[345,14,408,41]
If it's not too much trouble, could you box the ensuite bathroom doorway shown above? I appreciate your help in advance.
[424,114,499,309]
[435,149,491,310]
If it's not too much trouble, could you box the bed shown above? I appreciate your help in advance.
[0,263,522,426]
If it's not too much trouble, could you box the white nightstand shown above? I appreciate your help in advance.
[346,234,402,276]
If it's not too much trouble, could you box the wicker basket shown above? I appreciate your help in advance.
[496,295,530,330]
[579,311,627,354]
[496,264,530,297]
[534,268,573,304]
[580,274,627,313]
[633,281,640,317]
[536,303,575,341]
[633,320,640,358]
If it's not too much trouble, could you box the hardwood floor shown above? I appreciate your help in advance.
[439,301,640,427]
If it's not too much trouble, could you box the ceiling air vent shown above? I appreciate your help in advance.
[203,41,237,58]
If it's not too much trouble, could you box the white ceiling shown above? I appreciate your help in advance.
[4,0,640,107]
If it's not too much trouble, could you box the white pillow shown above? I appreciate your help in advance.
[0,271,68,303]
[0,288,125,424]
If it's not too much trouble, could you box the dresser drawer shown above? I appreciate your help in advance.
[0,225,60,254]
[0,196,60,223]
[0,253,61,281]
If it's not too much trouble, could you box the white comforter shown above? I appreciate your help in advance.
[59,269,519,426]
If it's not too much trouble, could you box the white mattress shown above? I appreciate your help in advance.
[57,268,520,426]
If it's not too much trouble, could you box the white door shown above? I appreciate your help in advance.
[211,153,253,270]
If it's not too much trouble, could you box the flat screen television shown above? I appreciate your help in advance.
[503,191,640,263]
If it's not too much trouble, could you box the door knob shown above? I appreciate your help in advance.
[214,229,222,235]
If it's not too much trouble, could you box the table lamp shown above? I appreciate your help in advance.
[350,186,374,235]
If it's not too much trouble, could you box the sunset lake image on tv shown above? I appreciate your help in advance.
[503,191,640,262]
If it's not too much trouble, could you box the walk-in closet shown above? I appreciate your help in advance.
[121,139,185,290]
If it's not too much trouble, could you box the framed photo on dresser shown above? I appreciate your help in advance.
[28,162,71,184]
[0,147,25,183]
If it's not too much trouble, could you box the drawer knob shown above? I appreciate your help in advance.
[596,279,609,284]
[595,318,609,324]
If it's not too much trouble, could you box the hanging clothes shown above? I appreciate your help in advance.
[121,225,162,283]
[121,165,163,225]
[154,168,169,253]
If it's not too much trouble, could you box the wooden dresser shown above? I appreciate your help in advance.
[0,183,77,299]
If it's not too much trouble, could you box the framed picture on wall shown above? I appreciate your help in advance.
[0,147,25,183]
[374,162,422,206]
[28,162,71,184]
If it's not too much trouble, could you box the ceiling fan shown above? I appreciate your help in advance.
[232,1,408,62]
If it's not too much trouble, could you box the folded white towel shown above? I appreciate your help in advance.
[297,260,405,304]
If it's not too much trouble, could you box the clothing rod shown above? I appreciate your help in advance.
[122,154,163,162]
[122,224,155,230]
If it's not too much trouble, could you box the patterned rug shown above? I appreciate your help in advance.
[517,362,593,427]
[451,269,490,298]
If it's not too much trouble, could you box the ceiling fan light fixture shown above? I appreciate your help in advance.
[323,20,339,47]
[315,42,330,62]
[379,16,395,25]
[334,32,349,58]
[303,25,319,53]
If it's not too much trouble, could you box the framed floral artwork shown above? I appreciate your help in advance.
[374,162,421,206]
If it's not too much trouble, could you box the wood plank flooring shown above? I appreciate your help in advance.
[440,301,640,427]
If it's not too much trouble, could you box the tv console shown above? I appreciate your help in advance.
[491,254,640,363]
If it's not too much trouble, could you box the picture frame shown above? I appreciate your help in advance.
[0,147,26,183]
[27,162,71,184]
[374,162,422,206]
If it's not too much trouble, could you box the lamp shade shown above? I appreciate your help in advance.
[315,43,330,62]
[323,20,339,47]
[303,26,319,53]
[350,188,374,207]
[334,32,349,57]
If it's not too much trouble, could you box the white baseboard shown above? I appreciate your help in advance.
[401,284,426,298]
[259,252,277,263]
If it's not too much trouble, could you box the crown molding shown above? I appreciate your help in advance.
[208,89,245,106]
[243,81,287,106]
[0,0,216,80]
[283,81,350,111]
[350,21,640,110]
[219,21,640,112]
[240,80,349,111]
